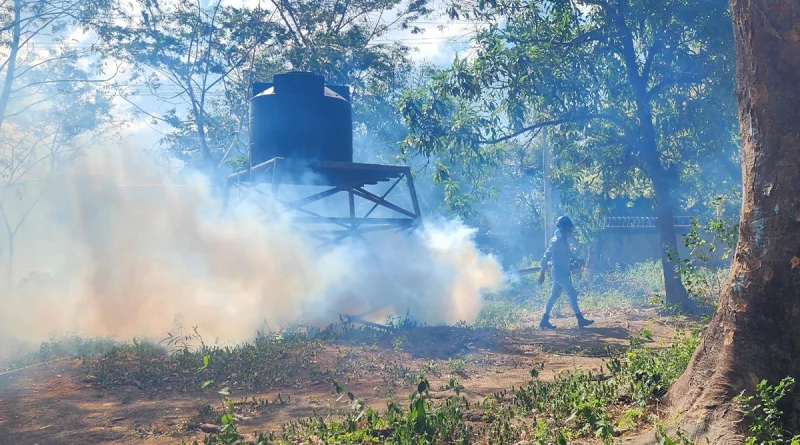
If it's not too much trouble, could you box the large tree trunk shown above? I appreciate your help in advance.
[631,91,692,312]
[650,168,692,311]
[659,0,800,442]
[614,3,692,311]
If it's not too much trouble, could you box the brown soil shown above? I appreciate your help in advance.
[0,310,685,445]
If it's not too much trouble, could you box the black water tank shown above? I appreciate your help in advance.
[249,72,353,166]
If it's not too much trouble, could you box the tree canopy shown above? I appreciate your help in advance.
[2,0,744,299]
[400,0,740,307]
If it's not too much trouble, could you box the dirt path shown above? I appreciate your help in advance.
[0,312,682,445]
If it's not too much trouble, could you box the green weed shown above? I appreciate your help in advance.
[736,376,800,445]
[82,329,320,392]
[671,199,739,308]
[473,300,528,329]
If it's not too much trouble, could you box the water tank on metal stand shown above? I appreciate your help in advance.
[249,72,353,166]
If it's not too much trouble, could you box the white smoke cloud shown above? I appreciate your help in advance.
[0,145,503,352]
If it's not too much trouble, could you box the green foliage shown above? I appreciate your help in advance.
[606,330,701,407]
[190,355,251,445]
[267,0,431,82]
[447,358,468,376]
[399,81,505,217]
[187,328,701,444]
[272,377,471,445]
[502,330,700,442]
[402,0,738,230]
[736,377,800,445]
[672,194,739,306]
[96,0,277,163]
[95,0,433,166]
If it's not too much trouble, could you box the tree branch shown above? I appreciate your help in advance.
[334,0,354,32]
[9,63,121,95]
[646,71,703,99]
[506,29,605,47]
[117,94,189,124]
[479,112,630,145]
[0,0,22,129]
[641,37,664,81]
[271,0,309,47]
[1,92,64,119]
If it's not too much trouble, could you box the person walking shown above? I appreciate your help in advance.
[537,216,594,330]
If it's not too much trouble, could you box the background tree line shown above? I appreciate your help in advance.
[1,0,742,308]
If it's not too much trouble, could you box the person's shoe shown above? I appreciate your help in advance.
[577,317,594,328]
[539,319,557,330]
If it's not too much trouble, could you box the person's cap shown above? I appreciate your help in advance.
[555,216,575,231]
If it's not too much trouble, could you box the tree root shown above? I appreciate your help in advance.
[621,414,745,445]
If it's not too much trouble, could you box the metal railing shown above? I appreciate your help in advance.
[601,216,694,228]
[474,216,696,236]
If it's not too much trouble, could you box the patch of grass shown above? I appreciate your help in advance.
[478,260,667,327]
[483,258,731,324]
[576,261,666,311]
[447,357,468,376]
[484,329,701,443]
[82,330,321,392]
[382,361,415,386]
[1,334,118,373]
[310,320,391,344]
[81,337,171,388]
[78,313,449,396]
[500,329,700,442]
[193,329,703,444]
[270,378,471,445]
[473,300,528,329]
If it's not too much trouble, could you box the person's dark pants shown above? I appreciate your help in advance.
[544,271,582,318]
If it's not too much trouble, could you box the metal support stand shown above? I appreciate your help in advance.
[222,157,423,248]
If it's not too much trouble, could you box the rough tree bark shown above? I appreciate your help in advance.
[656,0,800,442]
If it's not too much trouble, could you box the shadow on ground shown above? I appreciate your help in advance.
[379,323,635,360]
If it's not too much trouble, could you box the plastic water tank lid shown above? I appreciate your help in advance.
[323,86,345,100]
[274,72,324,95]
[254,86,275,97]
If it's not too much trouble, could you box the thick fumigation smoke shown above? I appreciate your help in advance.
[0,146,503,352]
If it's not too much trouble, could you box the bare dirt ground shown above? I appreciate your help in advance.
[0,309,687,445]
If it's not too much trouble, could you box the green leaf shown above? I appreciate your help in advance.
[417,379,429,394]
[196,354,210,373]
[218,387,231,396]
